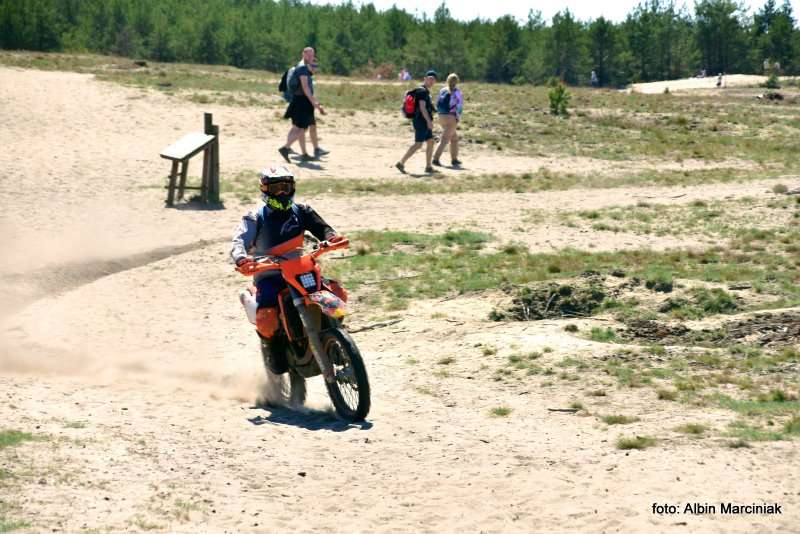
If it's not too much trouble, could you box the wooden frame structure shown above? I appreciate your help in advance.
[160,113,220,206]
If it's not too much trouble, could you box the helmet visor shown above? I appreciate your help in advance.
[260,177,295,196]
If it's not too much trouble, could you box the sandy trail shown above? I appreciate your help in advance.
[1,66,798,532]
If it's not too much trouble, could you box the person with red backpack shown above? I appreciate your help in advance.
[395,70,437,174]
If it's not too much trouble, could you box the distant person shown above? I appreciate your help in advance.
[395,70,437,174]
[432,73,463,168]
[279,47,328,163]
[398,68,407,81]
[590,70,598,88]
[403,69,412,81]
[716,72,724,88]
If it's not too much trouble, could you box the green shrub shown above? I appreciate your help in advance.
[548,82,571,116]
[763,74,780,89]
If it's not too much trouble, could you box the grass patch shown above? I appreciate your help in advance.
[63,420,87,429]
[0,500,29,533]
[675,423,708,435]
[325,224,800,313]
[785,416,800,435]
[589,327,617,342]
[657,389,679,401]
[616,435,656,450]
[714,394,800,416]
[602,415,639,425]
[436,356,455,365]
[490,406,512,417]
[724,420,785,442]
[130,515,162,531]
[0,430,41,450]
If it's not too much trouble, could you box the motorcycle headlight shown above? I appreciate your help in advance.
[298,272,317,290]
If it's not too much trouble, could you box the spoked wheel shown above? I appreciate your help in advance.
[321,328,370,422]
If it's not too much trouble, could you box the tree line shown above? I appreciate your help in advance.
[1,0,798,85]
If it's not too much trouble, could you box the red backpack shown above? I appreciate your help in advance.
[401,89,417,119]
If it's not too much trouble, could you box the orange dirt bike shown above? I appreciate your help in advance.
[236,238,371,422]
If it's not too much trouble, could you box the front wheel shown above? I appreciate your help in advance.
[321,328,370,422]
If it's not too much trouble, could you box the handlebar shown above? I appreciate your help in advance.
[236,238,350,276]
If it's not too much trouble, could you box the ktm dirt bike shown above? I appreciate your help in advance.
[237,238,370,422]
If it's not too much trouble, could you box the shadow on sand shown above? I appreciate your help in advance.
[247,404,372,432]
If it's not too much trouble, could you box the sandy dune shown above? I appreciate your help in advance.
[1,66,798,532]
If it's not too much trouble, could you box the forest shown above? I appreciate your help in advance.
[1,0,799,85]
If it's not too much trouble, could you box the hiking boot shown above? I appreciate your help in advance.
[432,159,442,166]
[395,162,406,174]
[299,153,315,162]
[451,159,462,167]
[278,146,291,163]
[425,166,435,174]
[314,147,330,158]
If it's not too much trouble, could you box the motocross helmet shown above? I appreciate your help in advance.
[259,165,295,211]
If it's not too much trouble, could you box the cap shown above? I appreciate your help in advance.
[425,70,437,78]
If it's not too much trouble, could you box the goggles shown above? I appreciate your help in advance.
[260,177,295,196]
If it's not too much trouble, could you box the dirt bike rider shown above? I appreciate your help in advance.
[230,165,343,371]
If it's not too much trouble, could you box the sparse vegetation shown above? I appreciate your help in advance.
[616,435,656,450]
[590,327,616,343]
[676,423,708,435]
[657,389,678,401]
[602,415,639,425]
[490,406,512,417]
[0,430,40,450]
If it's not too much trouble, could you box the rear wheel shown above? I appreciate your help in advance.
[322,328,370,422]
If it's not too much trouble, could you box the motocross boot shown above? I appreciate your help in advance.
[259,334,289,375]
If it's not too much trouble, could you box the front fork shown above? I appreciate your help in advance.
[294,297,335,383]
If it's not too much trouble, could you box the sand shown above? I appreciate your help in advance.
[1,66,798,533]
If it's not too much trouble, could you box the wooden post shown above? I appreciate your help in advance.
[210,124,220,204]
[166,160,179,206]
[201,146,210,203]
[203,112,220,204]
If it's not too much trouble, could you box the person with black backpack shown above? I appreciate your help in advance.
[395,70,437,174]
[278,47,329,163]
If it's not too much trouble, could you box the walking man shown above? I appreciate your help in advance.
[279,47,329,162]
[395,70,437,174]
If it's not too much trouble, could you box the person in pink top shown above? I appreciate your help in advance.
[432,73,463,167]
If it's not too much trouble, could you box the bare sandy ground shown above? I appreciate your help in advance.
[1,66,798,532]
[630,74,799,94]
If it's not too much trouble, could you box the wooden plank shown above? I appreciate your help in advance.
[159,132,215,161]
[177,159,189,200]
[165,160,179,206]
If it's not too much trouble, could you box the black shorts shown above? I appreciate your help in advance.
[285,95,316,129]
[413,117,433,143]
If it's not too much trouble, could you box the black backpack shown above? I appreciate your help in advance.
[278,66,297,103]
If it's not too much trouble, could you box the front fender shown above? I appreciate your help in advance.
[307,290,348,319]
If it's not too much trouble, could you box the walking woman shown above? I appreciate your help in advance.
[432,73,463,167]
